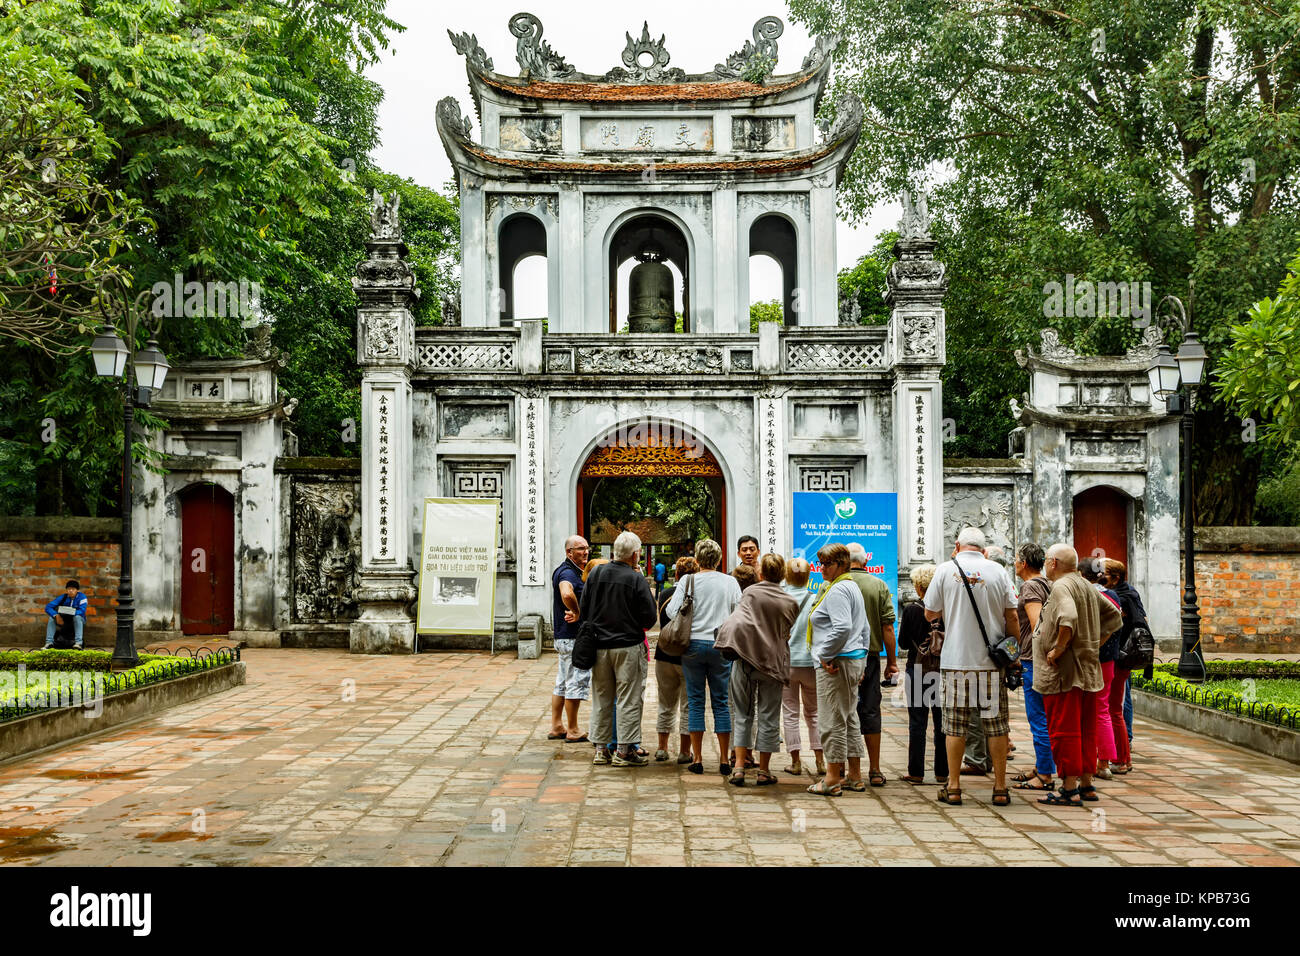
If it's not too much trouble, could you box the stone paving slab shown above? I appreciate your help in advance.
[0,648,1297,867]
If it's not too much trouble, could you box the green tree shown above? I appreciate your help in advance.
[790,0,1300,521]
[0,44,139,354]
[837,231,895,325]
[0,0,460,512]
[1216,246,1300,458]
[748,299,783,332]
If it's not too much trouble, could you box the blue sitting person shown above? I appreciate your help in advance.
[44,579,88,650]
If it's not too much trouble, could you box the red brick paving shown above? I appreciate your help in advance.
[0,648,1296,866]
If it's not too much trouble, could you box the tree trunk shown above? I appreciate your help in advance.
[1191,399,1259,526]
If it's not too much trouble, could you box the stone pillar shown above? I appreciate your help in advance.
[351,191,419,653]
[886,194,948,572]
[460,173,487,327]
[714,182,739,332]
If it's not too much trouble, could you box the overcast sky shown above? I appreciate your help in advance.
[367,0,900,312]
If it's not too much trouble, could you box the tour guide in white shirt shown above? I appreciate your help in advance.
[923,527,1019,807]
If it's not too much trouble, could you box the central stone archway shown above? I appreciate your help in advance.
[576,420,727,565]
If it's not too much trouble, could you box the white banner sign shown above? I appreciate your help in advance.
[416,497,498,636]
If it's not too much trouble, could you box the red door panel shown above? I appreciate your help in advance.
[180,484,234,635]
[1073,486,1128,570]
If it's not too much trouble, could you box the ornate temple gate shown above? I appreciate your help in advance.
[576,425,727,557]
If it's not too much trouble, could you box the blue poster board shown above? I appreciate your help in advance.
[791,492,899,623]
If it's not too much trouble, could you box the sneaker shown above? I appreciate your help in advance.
[654,749,670,762]
[676,751,692,764]
[592,749,611,765]
[612,749,648,767]
[74,644,83,650]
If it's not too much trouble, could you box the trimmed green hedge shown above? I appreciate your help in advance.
[0,649,238,720]
[1133,660,1298,728]
[0,649,165,672]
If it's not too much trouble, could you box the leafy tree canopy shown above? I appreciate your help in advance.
[790,0,1300,521]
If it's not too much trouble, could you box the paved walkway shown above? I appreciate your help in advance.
[1,649,1297,867]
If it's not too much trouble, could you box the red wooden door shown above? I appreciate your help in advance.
[1073,486,1129,571]
[180,483,235,635]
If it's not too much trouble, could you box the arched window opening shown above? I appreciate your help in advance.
[749,214,798,326]
[608,214,690,333]
[498,213,547,325]
[512,255,547,322]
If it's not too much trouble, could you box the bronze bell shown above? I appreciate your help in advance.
[627,243,675,333]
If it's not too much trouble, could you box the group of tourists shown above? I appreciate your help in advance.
[549,524,1148,809]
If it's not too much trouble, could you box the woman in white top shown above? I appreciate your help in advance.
[665,538,742,776]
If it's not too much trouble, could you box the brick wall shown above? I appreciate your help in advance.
[0,517,121,648]
[1185,527,1300,654]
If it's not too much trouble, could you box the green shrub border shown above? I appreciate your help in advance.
[0,648,238,723]
[1133,659,1299,729]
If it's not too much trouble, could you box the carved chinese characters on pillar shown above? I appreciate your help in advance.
[378,393,391,560]
[523,398,543,586]
[761,398,781,554]
[914,392,927,559]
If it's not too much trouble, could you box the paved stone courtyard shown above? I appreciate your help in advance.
[1,648,1298,867]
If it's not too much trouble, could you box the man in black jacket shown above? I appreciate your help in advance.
[582,530,658,767]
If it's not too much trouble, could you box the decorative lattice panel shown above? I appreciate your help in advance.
[449,466,507,554]
[786,341,885,371]
[416,342,514,371]
[799,467,853,492]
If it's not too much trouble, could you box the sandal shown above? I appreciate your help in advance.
[807,779,842,797]
[784,763,803,776]
[728,768,747,787]
[1010,770,1038,783]
[840,777,867,792]
[901,775,925,784]
[991,788,1011,807]
[937,786,963,805]
[1079,785,1100,802]
[1111,764,1132,775]
[755,771,778,786]
[719,763,732,776]
[1012,773,1053,791]
[869,771,886,787]
[1039,787,1082,807]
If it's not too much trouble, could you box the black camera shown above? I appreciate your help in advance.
[1003,667,1023,691]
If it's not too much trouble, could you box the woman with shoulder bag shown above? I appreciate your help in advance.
[899,565,946,784]
[665,539,742,776]
[653,556,697,764]
[1103,558,1146,774]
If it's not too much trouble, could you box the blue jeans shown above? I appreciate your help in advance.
[44,615,83,647]
[1020,659,1054,775]
[681,640,731,733]
[1124,675,1133,743]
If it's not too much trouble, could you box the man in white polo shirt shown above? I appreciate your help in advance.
[924,527,1020,807]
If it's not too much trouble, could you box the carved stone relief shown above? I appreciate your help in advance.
[499,116,562,153]
[738,191,809,219]
[583,192,712,235]
[944,486,1016,559]
[292,481,361,623]
[576,345,723,374]
[486,192,559,222]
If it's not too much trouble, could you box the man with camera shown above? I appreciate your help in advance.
[923,528,1020,807]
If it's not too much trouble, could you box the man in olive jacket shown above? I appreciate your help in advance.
[1034,543,1123,807]
[582,530,658,767]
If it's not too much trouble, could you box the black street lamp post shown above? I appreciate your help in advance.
[90,277,170,671]
[1146,291,1208,682]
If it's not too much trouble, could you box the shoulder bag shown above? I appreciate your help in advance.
[656,574,695,657]
[570,564,603,670]
[954,558,1020,676]
[1114,597,1154,672]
